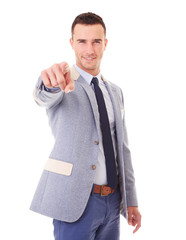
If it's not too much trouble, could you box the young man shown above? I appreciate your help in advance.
[30,12,141,239]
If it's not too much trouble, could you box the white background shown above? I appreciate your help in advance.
[0,0,186,239]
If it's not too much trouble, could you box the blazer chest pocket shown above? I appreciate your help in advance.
[44,158,73,176]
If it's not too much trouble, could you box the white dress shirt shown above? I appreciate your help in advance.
[75,65,118,185]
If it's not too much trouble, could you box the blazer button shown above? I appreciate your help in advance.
[94,140,99,145]
[91,165,96,170]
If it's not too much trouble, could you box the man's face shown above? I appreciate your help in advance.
[70,24,108,76]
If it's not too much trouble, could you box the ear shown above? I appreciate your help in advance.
[70,38,74,49]
[104,38,108,50]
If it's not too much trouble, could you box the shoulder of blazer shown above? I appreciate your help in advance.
[101,74,123,94]
[70,65,80,81]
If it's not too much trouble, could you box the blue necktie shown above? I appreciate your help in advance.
[91,77,118,189]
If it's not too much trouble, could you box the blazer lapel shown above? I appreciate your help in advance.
[103,80,123,144]
[70,65,100,127]
[76,75,102,140]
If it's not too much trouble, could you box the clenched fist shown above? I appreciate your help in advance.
[41,62,75,93]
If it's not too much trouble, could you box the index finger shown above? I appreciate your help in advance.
[133,215,141,234]
[64,70,74,92]
[60,62,70,75]
[53,64,66,91]
[133,222,141,234]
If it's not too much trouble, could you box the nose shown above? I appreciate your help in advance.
[86,42,95,55]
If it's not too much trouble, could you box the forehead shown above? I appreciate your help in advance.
[73,24,105,39]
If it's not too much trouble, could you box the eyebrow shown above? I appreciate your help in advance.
[77,39,103,42]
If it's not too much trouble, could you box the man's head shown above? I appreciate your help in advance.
[70,12,108,76]
[71,12,106,37]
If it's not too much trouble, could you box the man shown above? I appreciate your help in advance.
[30,12,141,239]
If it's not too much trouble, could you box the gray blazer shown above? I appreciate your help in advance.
[30,65,138,222]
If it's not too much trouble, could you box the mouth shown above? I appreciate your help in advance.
[82,56,96,62]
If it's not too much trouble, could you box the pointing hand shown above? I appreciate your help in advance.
[41,62,74,93]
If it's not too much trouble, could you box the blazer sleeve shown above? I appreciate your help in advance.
[120,88,138,207]
[33,77,65,109]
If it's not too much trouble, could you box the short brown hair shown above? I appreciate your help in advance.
[71,12,106,36]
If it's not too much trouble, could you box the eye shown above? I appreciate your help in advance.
[94,40,101,44]
[78,40,86,44]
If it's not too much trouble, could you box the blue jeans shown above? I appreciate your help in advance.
[53,186,121,240]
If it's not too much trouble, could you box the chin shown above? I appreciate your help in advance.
[82,64,96,71]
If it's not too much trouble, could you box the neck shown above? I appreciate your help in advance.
[76,63,100,76]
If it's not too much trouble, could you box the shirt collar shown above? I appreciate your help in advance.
[74,64,102,86]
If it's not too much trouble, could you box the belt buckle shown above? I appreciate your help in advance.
[101,184,109,196]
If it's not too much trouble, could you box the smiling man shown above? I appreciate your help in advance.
[70,23,107,76]
[30,12,141,240]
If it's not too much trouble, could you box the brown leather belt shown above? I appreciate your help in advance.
[92,184,118,196]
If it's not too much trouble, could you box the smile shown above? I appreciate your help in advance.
[83,57,96,62]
